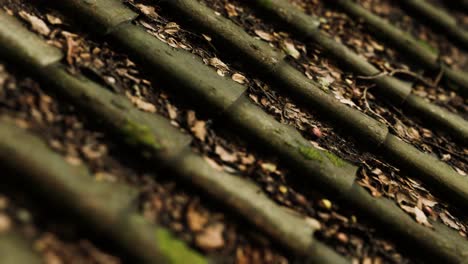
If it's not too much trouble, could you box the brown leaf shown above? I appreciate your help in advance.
[208,57,229,71]
[195,223,225,251]
[46,14,62,25]
[260,162,277,172]
[19,11,50,36]
[164,22,180,35]
[224,3,239,17]
[191,120,207,142]
[240,154,255,165]
[215,145,238,163]
[166,104,178,120]
[136,4,159,20]
[127,92,156,113]
[281,39,300,59]
[400,205,432,228]
[232,73,247,84]
[439,212,460,230]
[254,29,274,41]
[186,202,208,232]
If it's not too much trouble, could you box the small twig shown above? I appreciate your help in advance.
[361,84,390,126]
[357,69,439,88]
[434,68,444,87]
[421,139,468,162]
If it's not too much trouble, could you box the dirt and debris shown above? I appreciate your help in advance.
[0,0,466,263]
[0,189,121,264]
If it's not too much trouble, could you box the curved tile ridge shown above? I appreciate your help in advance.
[0,118,206,264]
[158,0,468,208]
[0,13,63,67]
[0,11,344,263]
[248,0,468,142]
[57,0,138,34]
[44,1,468,263]
[56,0,359,192]
[0,232,42,264]
[400,0,468,49]
[334,0,468,96]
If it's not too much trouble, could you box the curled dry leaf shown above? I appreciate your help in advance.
[232,73,247,84]
[46,14,62,25]
[260,162,277,172]
[224,3,238,17]
[254,29,274,42]
[19,11,50,36]
[187,202,208,232]
[208,57,229,72]
[401,205,433,228]
[166,104,178,120]
[240,154,255,165]
[281,39,300,59]
[164,22,180,35]
[136,3,159,20]
[454,167,466,176]
[439,212,460,231]
[195,223,225,251]
[215,145,238,163]
[126,92,157,113]
[191,120,207,142]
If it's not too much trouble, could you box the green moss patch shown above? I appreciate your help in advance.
[299,146,346,167]
[155,229,206,264]
[121,121,160,149]
[324,151,346,167]
[299,146,324,162]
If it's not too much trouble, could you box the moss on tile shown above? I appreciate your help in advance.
[121,121,160,149]
[155,229,206,264]
[324,151,346,167]
[299,146,324,162]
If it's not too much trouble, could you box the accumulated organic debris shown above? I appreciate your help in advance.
[0,0,466,263]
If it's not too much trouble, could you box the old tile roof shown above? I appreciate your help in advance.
[0,0,466,263]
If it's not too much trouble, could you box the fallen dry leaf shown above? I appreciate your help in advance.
[19,11,50,36]
[240,154,255,165]
[215,145,238,163]
[208,57,229,72]
[46,14,62,25]
[166,104,178,120]
[195,223,225,251]
[224,3,238,17]
[254,29,274,42]
[401,205,433,228]
[136,3,159,20]
[127,92,157,113]
[439,212,460,230]
[281,39,300,59]
[164,22,180,35]
[261,162,277,172]
[232,73,247,84]
[187,202,208,232]
[191,120,207,142]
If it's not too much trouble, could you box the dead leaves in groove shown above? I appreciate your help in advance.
[19,10,50,36]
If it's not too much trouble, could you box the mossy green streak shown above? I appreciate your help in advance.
[324,151,346,167]
[299,146,346,167]
[122,121,160,149]
[299,146,324,162]
[155,229,206,264]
